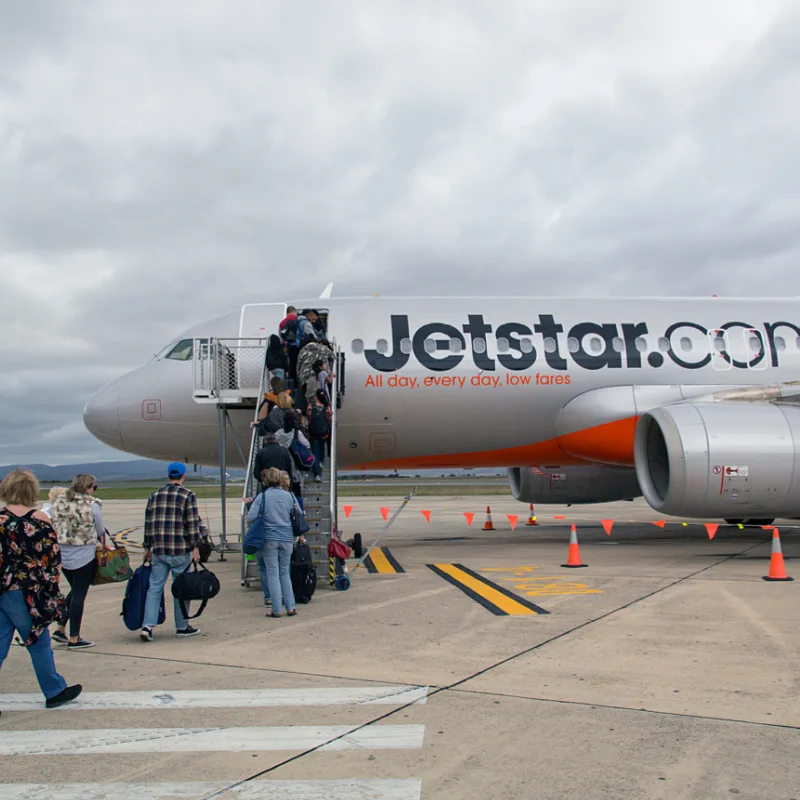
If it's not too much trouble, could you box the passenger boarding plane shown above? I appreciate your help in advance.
[84,295,800,525]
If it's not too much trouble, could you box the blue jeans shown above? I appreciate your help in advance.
[262,540,295,613]
[311,438,326,476]
[0,590,67,700]
[143,553,192,630]
[256,552,271,601]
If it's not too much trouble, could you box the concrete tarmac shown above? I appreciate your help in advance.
[1,496,798,799]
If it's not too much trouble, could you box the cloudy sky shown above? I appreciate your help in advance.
[1,0,798,465]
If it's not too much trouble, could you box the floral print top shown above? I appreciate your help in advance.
[0,508,65,645]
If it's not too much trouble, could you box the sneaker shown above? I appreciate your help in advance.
[46,684,83,709]
[314,475,322,483]
[67,638,95,650]
[176,626,200,638]
[51,630,69,645]
[140,626,153,642]
[264,597,272,606]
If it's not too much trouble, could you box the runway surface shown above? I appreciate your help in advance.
[2,496,798,799]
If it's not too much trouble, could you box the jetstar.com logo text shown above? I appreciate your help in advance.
[362,314,800,373]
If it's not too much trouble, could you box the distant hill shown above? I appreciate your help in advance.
[0,459,505,483]
[0,460,245,483]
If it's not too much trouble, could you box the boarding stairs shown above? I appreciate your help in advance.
[239,345,344,590]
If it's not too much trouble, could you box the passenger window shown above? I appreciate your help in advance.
[588,336,603,354]
[567,337,579,353]
[376,339,389,355]
[473,338,487,354]
[708,330,732,371]
[635,337,647,353]
[166,340,193,361]
[449,338,463,354]
[496,337,509,353]
[680,337,692,352]
[611,337,624,353]
[400,338,412,355]
[747,329,766,371]
[351,339,364,355]
[544,337,558,353]
[520,338,533,354]
[424,338,436,354]
[658,337,670,352]
[774,336,786,351]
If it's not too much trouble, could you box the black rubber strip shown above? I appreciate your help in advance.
[362,554,378,574]
[452,563,550,614]
[427,564,507,615]
[381,547,406,573]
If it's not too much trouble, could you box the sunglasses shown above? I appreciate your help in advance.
[92,484,98,491]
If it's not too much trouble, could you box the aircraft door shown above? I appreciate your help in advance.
[238,303,287,390]
[239,303,287,339]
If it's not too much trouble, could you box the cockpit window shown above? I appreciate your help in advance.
[165,339,194,361]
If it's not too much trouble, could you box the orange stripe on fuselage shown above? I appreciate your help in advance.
[351,417,639,470]
[557,416,639,467]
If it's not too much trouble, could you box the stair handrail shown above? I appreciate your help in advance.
[328,342,341,540]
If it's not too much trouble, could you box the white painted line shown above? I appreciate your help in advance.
[0,686,428,712]
[0,725,426,755]
[1,779,422,800]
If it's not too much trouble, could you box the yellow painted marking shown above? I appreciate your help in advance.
[434,564,538,615]
[481,566,603,597]
[367,547,396,574]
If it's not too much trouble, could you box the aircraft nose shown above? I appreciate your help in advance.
[83,382,123,449]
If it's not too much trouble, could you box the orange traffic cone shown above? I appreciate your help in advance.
[525,504,539,526]
[763,528,793,582]
[482,506,495,531]
[561,525,587,568]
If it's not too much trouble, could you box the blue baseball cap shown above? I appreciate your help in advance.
[168,462,187,479]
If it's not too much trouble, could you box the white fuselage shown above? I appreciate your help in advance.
[84,296,800,475]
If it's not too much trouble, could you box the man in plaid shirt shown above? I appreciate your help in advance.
[140,462,202,641]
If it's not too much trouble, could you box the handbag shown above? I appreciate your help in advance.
[328,537,351,560]
[243,494,267,555]
[93,528,134,585]
[171,561,221,620]
[291,499,310,537]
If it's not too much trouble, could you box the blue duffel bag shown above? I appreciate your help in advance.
[121,563,166,631]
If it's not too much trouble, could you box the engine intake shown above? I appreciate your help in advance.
[634,402,800,518]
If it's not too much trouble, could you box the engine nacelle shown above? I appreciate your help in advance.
[508,466,641,504]
[634,402,800,518]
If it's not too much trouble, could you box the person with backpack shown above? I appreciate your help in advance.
[139,463,201,641]
[308,390,330,483]
[0,469,82,710]
[279,307,302,380]
[265,334,289,381]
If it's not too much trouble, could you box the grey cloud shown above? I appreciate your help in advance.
[0,0,798,463]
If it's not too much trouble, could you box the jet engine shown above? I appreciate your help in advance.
[634,402,800,518]
[508,465,641,504]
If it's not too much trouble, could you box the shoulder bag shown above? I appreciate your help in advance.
[291,498,310,537]
[243,494,268,555]
[93,528,134,585]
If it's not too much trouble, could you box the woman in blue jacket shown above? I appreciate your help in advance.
[246,467,301,617]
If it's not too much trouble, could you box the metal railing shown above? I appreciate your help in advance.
[192,337,267,402]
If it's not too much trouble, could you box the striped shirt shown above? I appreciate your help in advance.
[143,483,201,556]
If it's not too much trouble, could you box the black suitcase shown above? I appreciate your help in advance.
[291,542,317,604]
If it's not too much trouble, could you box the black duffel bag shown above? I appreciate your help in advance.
[171,561,220,620]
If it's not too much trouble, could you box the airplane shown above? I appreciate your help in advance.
[83,295,800,525]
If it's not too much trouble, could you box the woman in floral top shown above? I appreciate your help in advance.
[0,468,82,709]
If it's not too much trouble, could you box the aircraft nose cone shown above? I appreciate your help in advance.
[83,383,123,449]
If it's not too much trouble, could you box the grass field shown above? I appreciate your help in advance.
[38,483,511,501]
